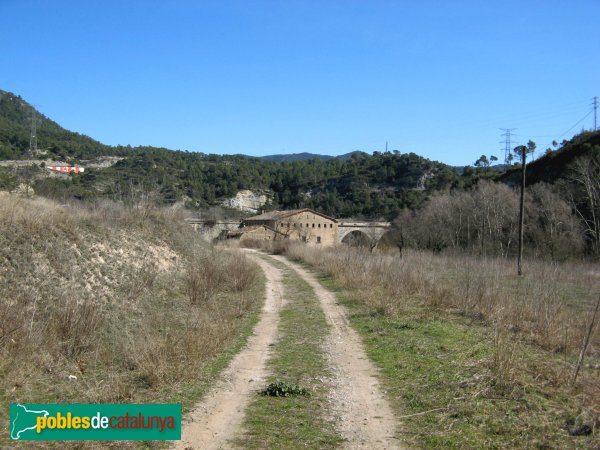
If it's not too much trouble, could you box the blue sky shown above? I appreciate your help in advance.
[1,0,599,165]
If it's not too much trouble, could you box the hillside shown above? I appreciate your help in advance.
[0,90,463,219]
[3,89,598,223]
[258,152,336,162]
[500,130,600,186]
[0,193,262,446]
[0,90,111,160]
[258,151,364,162]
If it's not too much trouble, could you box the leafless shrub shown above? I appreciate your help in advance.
[223,252,258,292]
[186,252,223,305]
[0,192,259,429]
[269,239,291,255]
[51,295,102,358]
[240,238,264,249]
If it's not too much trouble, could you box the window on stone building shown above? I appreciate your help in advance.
[317,236,321,243]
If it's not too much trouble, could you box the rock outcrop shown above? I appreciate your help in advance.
[221,190,271,213]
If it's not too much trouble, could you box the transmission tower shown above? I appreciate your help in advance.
[593,96,598,131]
[499,128,517,163]
[29,108,38,154]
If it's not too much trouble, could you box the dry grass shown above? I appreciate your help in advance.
[264,242,600,434]
[0,192,260,447]
[282,243,599,357]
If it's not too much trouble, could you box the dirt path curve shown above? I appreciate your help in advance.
[269,254,402,450]
[174,255,284,450]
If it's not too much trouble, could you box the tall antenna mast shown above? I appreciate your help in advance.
[29,108,38,154]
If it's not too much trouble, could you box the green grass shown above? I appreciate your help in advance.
[234,256,343,449]
[316,275,598,449]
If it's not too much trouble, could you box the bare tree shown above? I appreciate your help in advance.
[526,183,584,260]
[570,155,600,256]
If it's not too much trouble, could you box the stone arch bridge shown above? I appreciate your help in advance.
[185,219,392,245]
[337,221,392,245]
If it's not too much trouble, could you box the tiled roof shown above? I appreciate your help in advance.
[245,208,338,222]
[227,224,288,237]
[244,209,305,221]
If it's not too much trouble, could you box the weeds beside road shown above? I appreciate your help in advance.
[260,241,600,448]
[0,193,262,449]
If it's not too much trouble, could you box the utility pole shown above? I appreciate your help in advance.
[500,128,517,164]
[515,140,536,276]
[385,141,388,152]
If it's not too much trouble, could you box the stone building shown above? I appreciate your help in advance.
[233,208,339,246]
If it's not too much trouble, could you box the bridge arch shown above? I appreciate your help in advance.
[341,229,373,247]
[375,229,400,249]
[337,222,391,246]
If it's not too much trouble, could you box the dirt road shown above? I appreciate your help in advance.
[176,251,401,449]
[269,254,401,449]
[174,255,284,450]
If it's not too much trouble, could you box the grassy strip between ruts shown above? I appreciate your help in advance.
[233,255,343,449]
[311,273,598,449]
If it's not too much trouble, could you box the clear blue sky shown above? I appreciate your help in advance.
[1,0,599,165]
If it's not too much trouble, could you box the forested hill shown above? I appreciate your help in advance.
[0,90,111,160]
[2,89,598,221]
[0,89,466,219]
[258,151,363,162]
[500,130,600,186]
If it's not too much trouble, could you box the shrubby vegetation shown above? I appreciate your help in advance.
[394,139,600,259]
[266,241,600,448]
[0,193,261,448]
[397,180,583,260]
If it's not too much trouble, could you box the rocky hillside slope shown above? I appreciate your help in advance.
[0,192,261,447]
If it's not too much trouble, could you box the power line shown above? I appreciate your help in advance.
[556,110,593,139]
[469,98,592,129]
[504,97,598,162]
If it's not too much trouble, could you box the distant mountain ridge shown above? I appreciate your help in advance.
[258,151,365,163]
